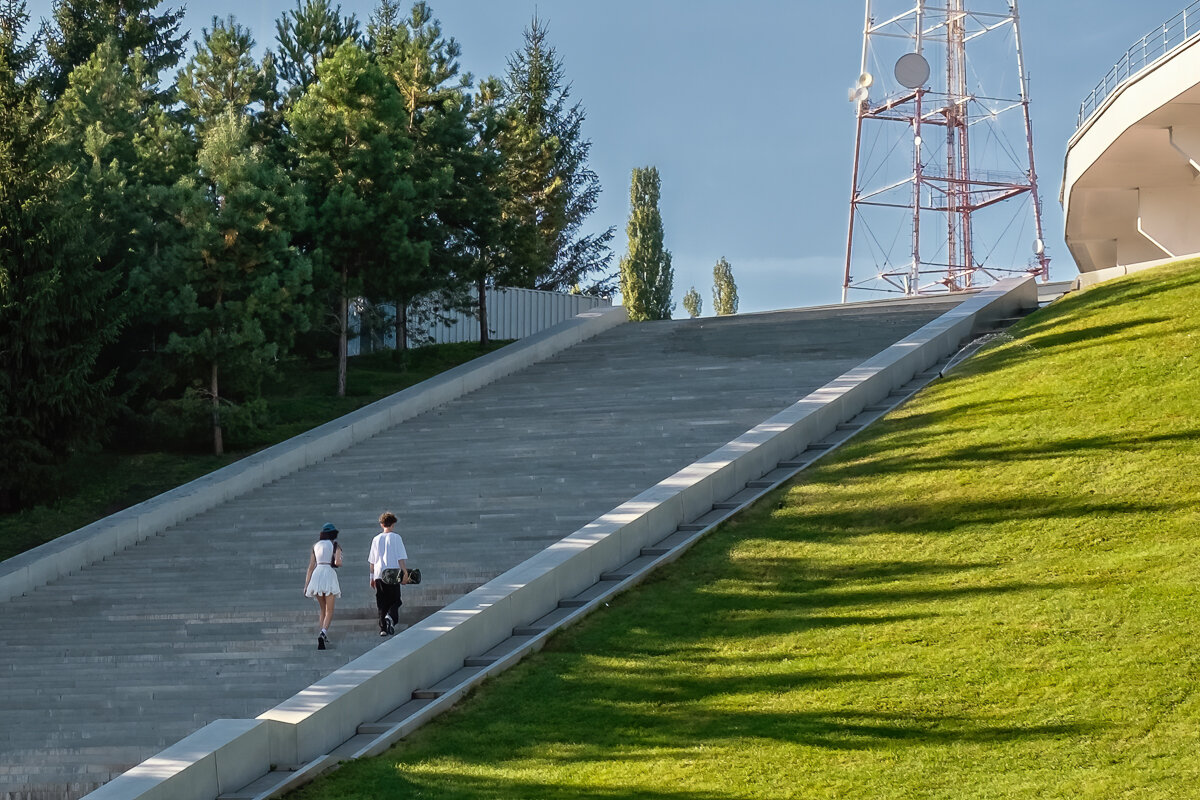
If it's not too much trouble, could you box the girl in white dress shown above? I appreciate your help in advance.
[304,522,343,649]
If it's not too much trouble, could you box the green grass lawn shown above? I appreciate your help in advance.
[0,342,509,561]
[287,262,1200,799]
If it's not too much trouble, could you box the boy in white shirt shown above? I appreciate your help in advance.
[367,511,407,636]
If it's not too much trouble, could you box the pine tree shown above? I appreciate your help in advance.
[275,0,360,100]
[368,0,474,350]
[42,0,186,99]
[713,256,739,316]
[618,166,673,321]
[177,15,280,139]
[0,1,119,509]
[497,16,613,293]
[463,74,509,348]
[682,286,702,318]
[145,112,311,454]
[286,42,416,396]
[51,39,194,422]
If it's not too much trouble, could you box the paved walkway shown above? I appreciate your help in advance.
[0,299,960,800]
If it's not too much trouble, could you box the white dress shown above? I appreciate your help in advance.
[305,540,342,598]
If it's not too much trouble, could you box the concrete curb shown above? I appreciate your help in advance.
[82,277,1037,800]
[0,305,629,605]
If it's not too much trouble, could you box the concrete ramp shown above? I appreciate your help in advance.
[0,296,967,800]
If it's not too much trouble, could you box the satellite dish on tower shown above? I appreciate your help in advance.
[894,52,930,89]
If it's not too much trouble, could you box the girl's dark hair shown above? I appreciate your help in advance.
[319,529,338,541]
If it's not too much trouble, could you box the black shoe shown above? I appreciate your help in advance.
[318,632,327,650]
[385,619,395,636]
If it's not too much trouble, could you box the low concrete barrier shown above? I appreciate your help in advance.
[0,305,629,605]
[82,277,1038,800]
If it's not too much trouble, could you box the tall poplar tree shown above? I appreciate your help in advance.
[0,1,117,509]
[618,166,673,321]
[682,286,702,318]
[287,42,416,396]
[498,16,613,293]
[713,256,739,316]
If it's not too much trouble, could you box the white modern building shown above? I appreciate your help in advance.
[1063,4,1200,275]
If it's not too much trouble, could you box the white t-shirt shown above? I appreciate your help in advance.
[368,530,408,579]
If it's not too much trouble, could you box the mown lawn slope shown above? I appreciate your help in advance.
[291,263,1200,799]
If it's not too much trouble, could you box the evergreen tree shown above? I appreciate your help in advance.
[682,286,702,318]
[498,16,613,293]
[275,0,360,100]
[143,112,311,455]
[51,39,194,424]
[368,0,473,350]
[286,42,416,396]
[0,1,118,509]
[713,256,739,316]
[42,0,186,99]
[618,166,672,321]
[462,74,510,348]
[176,15,279,139]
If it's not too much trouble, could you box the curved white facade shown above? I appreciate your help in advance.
[1063,34,1200,272]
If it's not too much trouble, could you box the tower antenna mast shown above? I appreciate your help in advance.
[842,0,1049,301]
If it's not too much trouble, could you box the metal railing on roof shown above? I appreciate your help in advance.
[1077,1,1200,128]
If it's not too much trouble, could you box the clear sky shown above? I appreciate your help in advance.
[19,0,1198,312]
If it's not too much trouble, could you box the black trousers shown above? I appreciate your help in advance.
[375,581,402,631]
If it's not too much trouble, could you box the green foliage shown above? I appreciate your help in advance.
[712,255,738,316]
[288,261,1200,799]
[138,111,312,454]
[497,16,613,294]
[41,0,186,99]
[682,285,702,318]
[618,165,673,321]
[286,41,416,396]
[275,0,360,99]
[368,0,476,350]
[177,15,280,137]
[0,1,119,510]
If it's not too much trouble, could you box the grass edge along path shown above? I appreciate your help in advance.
[0,342,510,562]
[289,262,1200,800]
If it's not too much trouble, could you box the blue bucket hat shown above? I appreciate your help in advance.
[320,522,338,534]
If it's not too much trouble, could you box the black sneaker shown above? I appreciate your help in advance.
[385,619,395,636]
[379,629,388,637]
[318,632,327,650]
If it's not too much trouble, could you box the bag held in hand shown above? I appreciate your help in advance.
[380,567,420,585]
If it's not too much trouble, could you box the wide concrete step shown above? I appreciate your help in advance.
[0,300,957,799]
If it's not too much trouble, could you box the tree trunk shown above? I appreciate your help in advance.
[477,276,489,349]
[211,361,223,456]
[337,265,349,398]
[394,297,408,352]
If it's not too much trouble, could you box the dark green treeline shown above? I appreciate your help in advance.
[0,0,614,509]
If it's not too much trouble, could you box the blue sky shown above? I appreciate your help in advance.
[20,0,1196,312]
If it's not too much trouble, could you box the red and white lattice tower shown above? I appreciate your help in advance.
[842,0,1050,300]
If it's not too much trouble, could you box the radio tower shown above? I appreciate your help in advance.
[842,0,1050,300]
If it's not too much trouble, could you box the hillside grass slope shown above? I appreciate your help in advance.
[292,263,1200,799]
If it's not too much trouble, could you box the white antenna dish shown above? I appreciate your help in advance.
[894,52,930,89]
[1034,238,1045,255]
[849,86,869,103]
[857,71,874,89]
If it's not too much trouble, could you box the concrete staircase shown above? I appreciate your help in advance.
[0,299,962,800]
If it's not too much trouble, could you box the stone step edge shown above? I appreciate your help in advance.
[216,348,959,800]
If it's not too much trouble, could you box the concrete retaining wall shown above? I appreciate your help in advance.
[83,277,1037,800]
[0,305,629,605]
[1070,253,1200,290]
